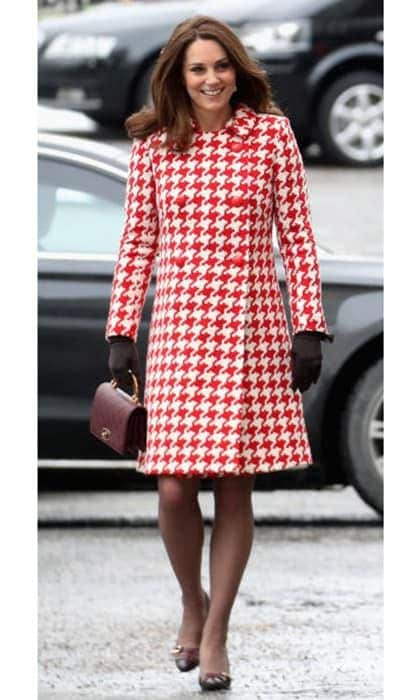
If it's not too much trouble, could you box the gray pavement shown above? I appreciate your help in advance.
[38,519,383,699]
[38,486,381,527]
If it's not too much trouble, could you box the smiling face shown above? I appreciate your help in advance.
[182,38,237,124]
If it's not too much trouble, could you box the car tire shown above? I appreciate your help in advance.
[317,70,383,167]
[340,359,383,515]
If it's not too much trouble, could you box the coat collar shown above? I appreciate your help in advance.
[190,102,258,140]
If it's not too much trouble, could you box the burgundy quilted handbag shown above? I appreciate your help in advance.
[90,371,147,456]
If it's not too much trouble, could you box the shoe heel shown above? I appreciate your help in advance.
[172,589,210,673]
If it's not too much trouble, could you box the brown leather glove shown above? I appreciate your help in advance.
[108,335,141,390]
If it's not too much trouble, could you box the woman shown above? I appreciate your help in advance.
[105,15,333,692]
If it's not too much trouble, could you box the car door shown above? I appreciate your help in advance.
[38,149,155,460]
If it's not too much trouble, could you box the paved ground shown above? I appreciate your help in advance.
[38,488,383,699]
[38,523,383,699]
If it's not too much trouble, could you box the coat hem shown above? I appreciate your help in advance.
[134,459,313,478]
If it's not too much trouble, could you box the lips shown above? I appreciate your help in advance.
[200,88,224,96]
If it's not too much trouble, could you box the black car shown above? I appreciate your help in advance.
[38,0,383,167]
[38,132,383,513]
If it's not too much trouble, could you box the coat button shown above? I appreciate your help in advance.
[230,196,244,207]
[231,141,243,152]
[175,195,186,206]
[232,253,245,266]
[174,255,185,266]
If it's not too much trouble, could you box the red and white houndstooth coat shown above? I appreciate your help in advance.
[105,102,332,478]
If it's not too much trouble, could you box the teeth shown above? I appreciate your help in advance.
[202,89,223,95]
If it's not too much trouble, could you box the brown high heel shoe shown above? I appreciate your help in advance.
[198,640,231,691]
[199,671,232,691]
[171,591,210,672]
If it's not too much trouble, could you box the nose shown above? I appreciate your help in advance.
[204,68,219,84]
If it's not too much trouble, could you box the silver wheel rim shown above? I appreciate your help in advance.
[368,390,384,478]
[329,83,383,162]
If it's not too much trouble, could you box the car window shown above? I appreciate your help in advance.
[38,156,126,255]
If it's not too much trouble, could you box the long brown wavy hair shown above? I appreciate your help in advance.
[125,15,283,152]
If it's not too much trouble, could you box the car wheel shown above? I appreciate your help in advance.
[132,62,155,112]
[317,70,383,166]
[340,359,384,515]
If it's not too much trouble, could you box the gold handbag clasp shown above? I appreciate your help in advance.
[101,427,112,440]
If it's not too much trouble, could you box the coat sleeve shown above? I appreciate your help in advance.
[105,137,159,342]
[272,117,333,342]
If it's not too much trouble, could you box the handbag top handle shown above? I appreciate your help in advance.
[111,369,140,405]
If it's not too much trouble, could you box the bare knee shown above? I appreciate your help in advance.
[158,475,200,512]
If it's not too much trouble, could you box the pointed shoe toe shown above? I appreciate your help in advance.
[170,644,200,672]
[198,671,232,691]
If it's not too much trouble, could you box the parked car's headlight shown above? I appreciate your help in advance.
[43,34,117,61]
[238,19,311,53]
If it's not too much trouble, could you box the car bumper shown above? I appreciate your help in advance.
[39,85,103,112]
[38,62,131,123]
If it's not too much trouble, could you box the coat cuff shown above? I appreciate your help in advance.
[107,335,134,344]
[294,330,335,343]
